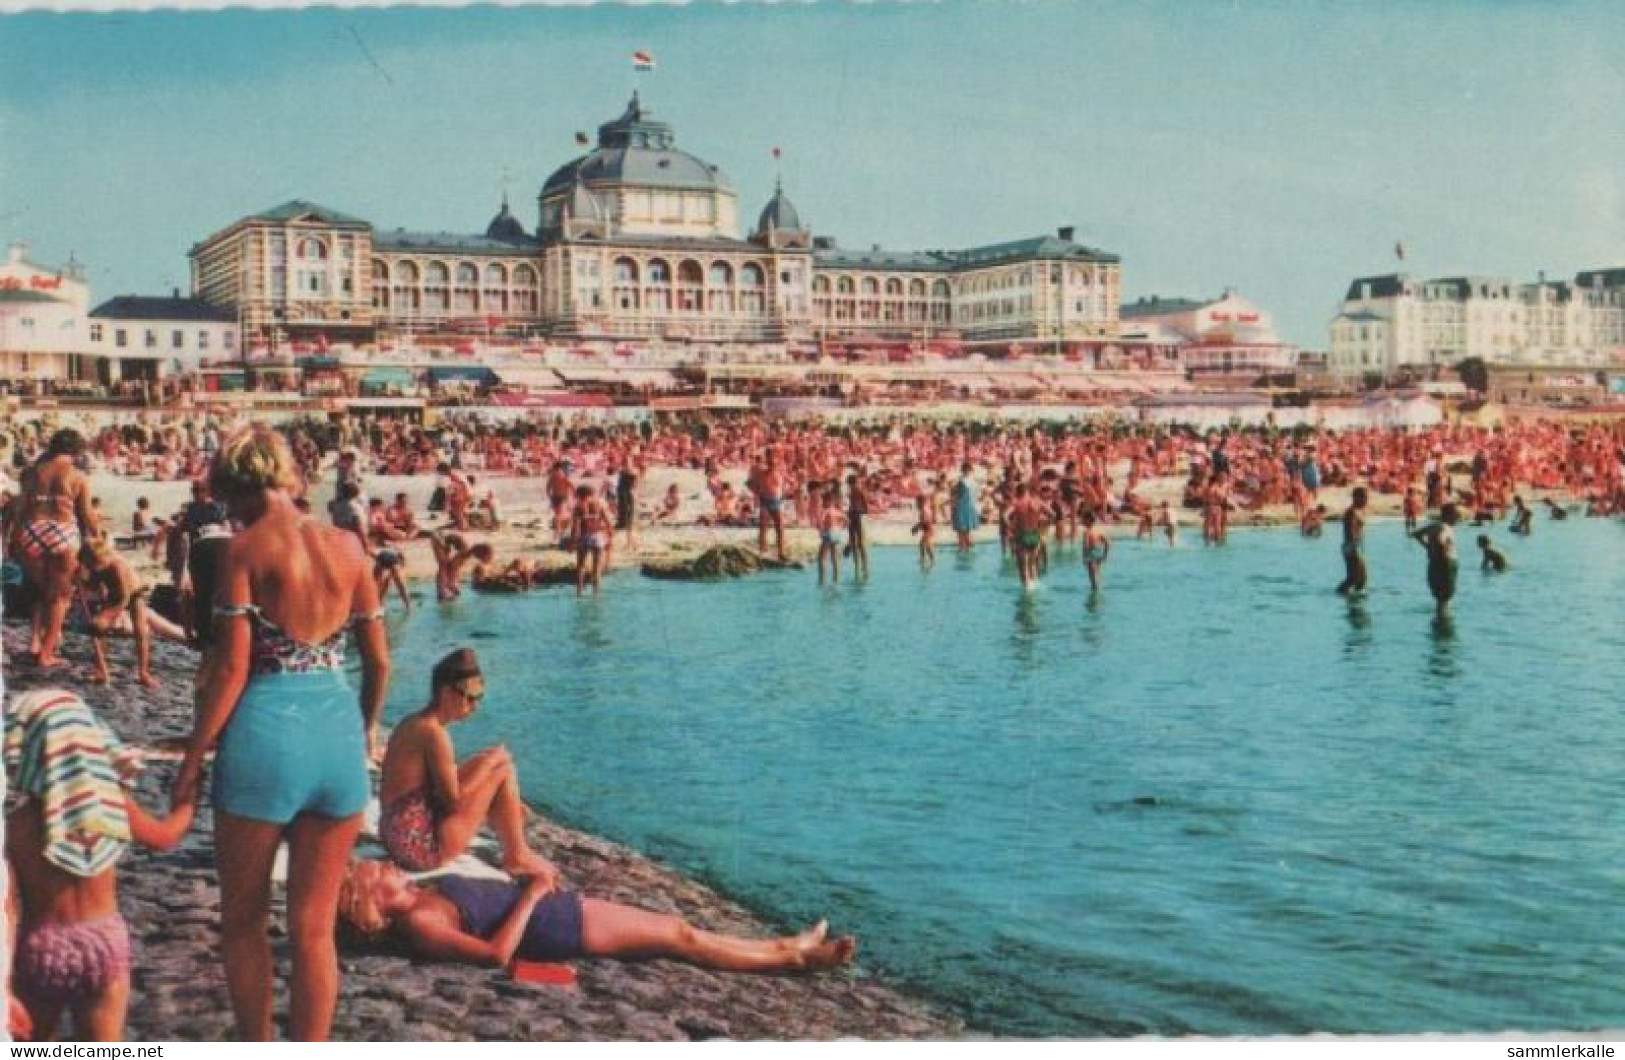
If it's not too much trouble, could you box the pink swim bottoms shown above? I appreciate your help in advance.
[16,916,131,1003]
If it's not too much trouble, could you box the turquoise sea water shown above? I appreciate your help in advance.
[379,517,1625,1037]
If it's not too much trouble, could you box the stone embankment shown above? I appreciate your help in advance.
[2,623,961,1041]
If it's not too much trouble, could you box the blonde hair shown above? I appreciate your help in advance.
[209,424,300,501]
[337,859,392,936]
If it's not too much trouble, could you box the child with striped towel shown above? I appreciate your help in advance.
[4,689,195,1042]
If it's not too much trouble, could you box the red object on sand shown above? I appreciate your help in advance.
[512,960,578,987]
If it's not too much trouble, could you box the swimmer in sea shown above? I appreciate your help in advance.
[816,487,843,586]
[1335,486,1368,596]
[1156,500,1178,547]
[1413,502,1462,618]
[1007,483,1045,592]
[1477,534,1508,573]
[911,493,936,570]
[1301,504,1326,538]
[429,531,473,602]
[1402,486,1421,532]
[1509,495,1533,535]
[1080,512,1110,592]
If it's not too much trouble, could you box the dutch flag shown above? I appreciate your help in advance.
[632,50,655,71]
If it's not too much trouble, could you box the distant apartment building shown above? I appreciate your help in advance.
[1329,269,1625,379]
[1119,290,1297,380]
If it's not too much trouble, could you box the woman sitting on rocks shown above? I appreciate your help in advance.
[339,859,855,974]
[379,649,555,880]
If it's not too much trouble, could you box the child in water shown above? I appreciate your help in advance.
[911,493,936,570]
[1080,512,1110,592]
[1477,534,1509,572]
[816,487,843,585]
[429,531,473,601]
[1156,501,1178,547]
[1301,504,1326,537]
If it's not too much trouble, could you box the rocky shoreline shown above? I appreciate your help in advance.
[1,622,962,1041]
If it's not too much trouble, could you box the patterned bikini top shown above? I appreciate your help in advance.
[216,603,385,675]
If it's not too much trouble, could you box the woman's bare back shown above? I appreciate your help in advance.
[231,512,367,643]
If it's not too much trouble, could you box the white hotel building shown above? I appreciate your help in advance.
[188,93,1126,359]
[1329,269,1625,379]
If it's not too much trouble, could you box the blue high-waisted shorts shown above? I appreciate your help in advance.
[213,669,369,824]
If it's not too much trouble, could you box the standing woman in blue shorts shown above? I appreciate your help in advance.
[174,424,392,1041]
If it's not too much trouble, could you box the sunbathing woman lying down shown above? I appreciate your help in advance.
[338,859,854,973]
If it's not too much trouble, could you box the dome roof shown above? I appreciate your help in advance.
[542,93,733,197]
[756,181,803,233]
[565,177,606,222]
[485,198,529,244]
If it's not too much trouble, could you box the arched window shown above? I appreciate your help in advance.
[813,275,831,294]
[885,278,903,296]
[860,277,879,295]
[397,261,420,283]
[455,263,479,285]
[709,262,734,287]
[678,260,704,285]
[740,263,766,313]
[513,264,539,287]
[909,279,926,297]
[484,263,507,285]
[648,259,672,285]
[612,258,638,285]
[425,261,450,285]
[371,260,390,282]
[837,276,855,295]
[297,238,328,261]
[932,280,950,299]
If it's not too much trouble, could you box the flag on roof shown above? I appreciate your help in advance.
[771,146,781,160]
[1395,241,1406,262]
[575,131,590,146]
[632,50,655,71]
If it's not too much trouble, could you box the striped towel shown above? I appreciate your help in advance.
[4,690,132,877]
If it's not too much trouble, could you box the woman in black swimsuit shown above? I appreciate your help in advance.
[338,859,854,973]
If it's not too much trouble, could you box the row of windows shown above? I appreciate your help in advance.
[376,290,541,314]
[375,260,541,287]
[91,323,234,350]
[814,275,952,298]
[609,258,768,287]
[268,236,357,264]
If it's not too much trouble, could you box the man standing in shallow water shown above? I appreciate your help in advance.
[1414,502,1462,618]
[1336,486,1369,596]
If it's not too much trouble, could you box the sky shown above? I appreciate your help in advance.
[1,0,1622,347]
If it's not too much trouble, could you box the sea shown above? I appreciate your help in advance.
[378,514,1625,1037]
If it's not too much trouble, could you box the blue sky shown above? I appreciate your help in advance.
[1,1,1622,346]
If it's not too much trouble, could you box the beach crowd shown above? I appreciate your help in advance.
[3,407,1623,1040]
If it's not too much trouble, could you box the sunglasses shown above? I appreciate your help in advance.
[459,684,485,705]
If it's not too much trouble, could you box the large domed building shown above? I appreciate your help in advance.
[189,92,1123,356]
[538,92,739,243]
